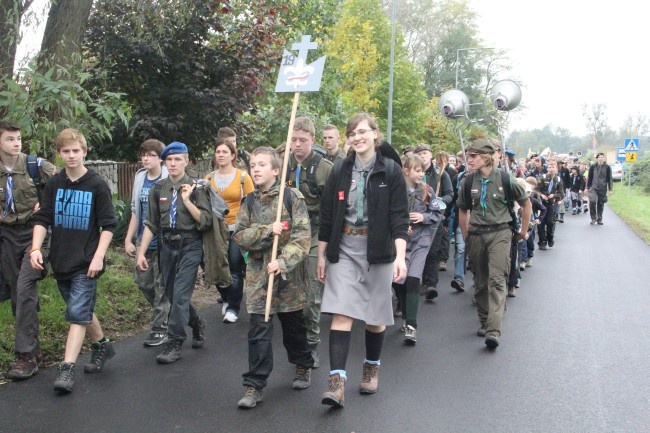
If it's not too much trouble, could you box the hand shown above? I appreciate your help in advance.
[409,212,423,224]
[407,226,413,236]
[548,194,554,199]
[514,232,526,242]
[33,202,40,212]
[392,257,407,282]
[180,183,196,202]
[267,259,281,275]
[30,250,44,271]
[136,254,148,271]
[87,256,104,279]
[270,221,284,236]
[125,241,136,258]
[317,255,327,283]
[541,194,548,201]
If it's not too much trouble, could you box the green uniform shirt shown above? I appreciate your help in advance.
[0,154,57,225]
[325,148,347,163]
[144,174,212,234]
[286,151,333,214]
[457,168,527,226]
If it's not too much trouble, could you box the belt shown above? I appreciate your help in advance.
[342,223,368,236]
[468,223,511,236]
[161,230,202,242]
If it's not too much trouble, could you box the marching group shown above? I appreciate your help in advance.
[0,116,613,409]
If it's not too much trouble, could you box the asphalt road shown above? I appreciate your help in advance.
[1,205,649,433]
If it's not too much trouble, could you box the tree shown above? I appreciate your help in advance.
[583,103,608,150]
[0,0,35,79]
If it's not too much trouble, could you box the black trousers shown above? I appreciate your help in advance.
[422,223,446,286]
[537,202,556,245]
[242,311,313,390]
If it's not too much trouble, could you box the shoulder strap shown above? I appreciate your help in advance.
[463,172,475,210]
[26,155,41,185]
[239,169,246,199]
[152,179,164,203]
[306,152,323,196]
[501,170,514,204]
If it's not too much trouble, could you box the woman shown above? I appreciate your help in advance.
[206,137,254,323]
[317,113,409,408]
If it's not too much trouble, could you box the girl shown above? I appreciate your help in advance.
[392,154,443,344]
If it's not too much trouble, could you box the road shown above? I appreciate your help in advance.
[1,205,649,433]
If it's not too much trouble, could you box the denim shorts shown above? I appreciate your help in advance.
[57,274,98,325]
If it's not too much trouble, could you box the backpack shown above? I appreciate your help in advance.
[285,152,325,197]
[244,188,294,219]
[26,155,42,202]
[462,169,520,233]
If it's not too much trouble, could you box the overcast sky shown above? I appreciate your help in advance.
[469,0,646,137]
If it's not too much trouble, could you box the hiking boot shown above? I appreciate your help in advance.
[156,339,183,364]
[507,287,516,298]
[321,373,345,408]
[359,363,379,394]
[548,239,555,248]
[8,356,39,380]
[238,386,263,409]
[451,278,465,292]
[292,364,312,390]
[84,339,116,373]
[404,325,417,345]
[439,261,447,271]
[190,317,206,348]
[143,332,168,347]
[539,243,547,250]
[590,220,597,225]
[310,344,320,369]
[519,262,526,271]
[477,323,487,337]
[526,257,533,267]
[54,362,75,393]
[597,220,603,225]
[485,334,500,349]
[425,286,438,301]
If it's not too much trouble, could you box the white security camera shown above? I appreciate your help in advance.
[439,89,470,119]
[489,80,522,111]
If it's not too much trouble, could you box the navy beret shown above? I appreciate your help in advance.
[160,141,188,160]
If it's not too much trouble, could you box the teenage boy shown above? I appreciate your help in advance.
[30,128,118,393]
[1,120,57,380]
[136,142,211,364]
[125,139,170,347]
[535,159,564,249]
[285,117,333,368]
[233,146,313,409]
[322,124,346,163]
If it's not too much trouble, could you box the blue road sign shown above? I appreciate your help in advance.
[617,147,626,162]
[624,138,639,151]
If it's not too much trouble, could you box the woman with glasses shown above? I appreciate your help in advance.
[317,112,409,408]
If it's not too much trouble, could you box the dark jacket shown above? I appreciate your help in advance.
[319,152,409,264]
[587,163,612,192]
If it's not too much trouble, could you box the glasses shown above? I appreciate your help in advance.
[346,128,373,138]
[141,153,159,158]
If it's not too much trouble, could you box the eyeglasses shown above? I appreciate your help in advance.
[346,128,373,138]
[141,153,159,158]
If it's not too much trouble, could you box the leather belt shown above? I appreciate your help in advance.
[342,223,368,236]
[468,223,511,236]
[161,230,202,242]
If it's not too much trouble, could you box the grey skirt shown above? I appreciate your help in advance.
[321,233,395,326]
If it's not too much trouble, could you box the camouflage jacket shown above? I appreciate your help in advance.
[233,182,311,315]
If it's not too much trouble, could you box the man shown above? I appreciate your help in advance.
[322,124,346,163]
[1,120,57,381]
[586,152,613,225]
[413,143,453,300]
[457,138,531,349]
[124,139,170,347]
[535,159,563,249]
[285,117,333,368]
[136,142,212,364]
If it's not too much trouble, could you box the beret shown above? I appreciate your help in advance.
[160,141,188,159]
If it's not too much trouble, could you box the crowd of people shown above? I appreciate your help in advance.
[0,117,613,407]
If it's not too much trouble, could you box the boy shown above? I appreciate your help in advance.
[124,139,170,346]
[30,128,118,393]
[136,142,211,364]
[1,120,57,380]
[233,146,313,409]
[535,159,564,249]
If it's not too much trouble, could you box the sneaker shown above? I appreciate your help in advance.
[572,209,577,215]
[526,257,533,267]
[190,317,206,348]
[400,319,407,332]
[84,340,116,373]
[310,344,320,369]
[507,287,516,297]
[321,373,345,408]
[485,334,500,349]
[477,323,487,337]
[451,278,465,292]
[292,364,312,390]
[404,325,417,345]
[539,244,547,250]
[238,386,263,409]
[597,220,603,225]
[156,339,182,364]
[548,239,555,248]
[590,220,597,225]
[54,362,75,393]
[425,286,438,301]
[221,302,229,316]
[519,262,526,271]
[439,261,447,271]
[223,311,238,323]
[143,332,168,347]
[359,363,379,394]
[8,356,39,380]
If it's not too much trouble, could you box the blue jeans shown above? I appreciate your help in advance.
[57,274,98,325]
[453,227,465,280]
[159,237,203,342]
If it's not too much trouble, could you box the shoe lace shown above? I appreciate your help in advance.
[244,387,257,397]
[162,340,181,355]
[13,357,32,371]
[328,375,344,391]
[192,319,205,340]
[362,364,377,382]
[58,364,74,381]
[295,365,309,380]
[90,343,107,364]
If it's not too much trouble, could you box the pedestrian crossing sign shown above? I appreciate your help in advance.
[624,138,639,151]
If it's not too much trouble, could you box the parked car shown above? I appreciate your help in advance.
[609,161,624,181]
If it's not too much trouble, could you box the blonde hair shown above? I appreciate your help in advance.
[251,146,281,170]
[56,128,87,152]
[403,154,430,204]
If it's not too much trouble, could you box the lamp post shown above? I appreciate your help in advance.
[386,0,397,144]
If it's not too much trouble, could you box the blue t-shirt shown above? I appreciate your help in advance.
[138,175,161,249]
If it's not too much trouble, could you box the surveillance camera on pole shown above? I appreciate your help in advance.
[489,80,522,111]
[439,89,470,119]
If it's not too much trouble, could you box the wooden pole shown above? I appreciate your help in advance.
[264,92,301,321]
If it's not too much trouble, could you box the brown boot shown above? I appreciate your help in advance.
[321,373,345,408]
[359,363,379,394]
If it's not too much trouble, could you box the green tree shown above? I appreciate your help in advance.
[0,0,35,79]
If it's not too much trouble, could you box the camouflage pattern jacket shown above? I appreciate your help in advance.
[233,182,311,315]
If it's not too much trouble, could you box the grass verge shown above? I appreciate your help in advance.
[607,182,650,244]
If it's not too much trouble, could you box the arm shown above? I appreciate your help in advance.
[136,227,154,271]
[459,209,470,241]
[439,171,454,205]
[393,238,407,282]
[316,240,329,283]
[88,230,113,279]
[30,225,48,271]
[124,214,138,257]
[515,198,532,242]
[181,183,202,222]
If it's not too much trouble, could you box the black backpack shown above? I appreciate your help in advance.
[462,169,520,233]
[285,152,325,197]
[26,155,43,202]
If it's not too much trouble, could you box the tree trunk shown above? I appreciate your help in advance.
[36,0,93,73]
[0,0,33,80]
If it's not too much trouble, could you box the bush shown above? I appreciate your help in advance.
[631,155,650,194]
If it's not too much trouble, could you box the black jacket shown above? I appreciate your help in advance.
[319,152,409,264]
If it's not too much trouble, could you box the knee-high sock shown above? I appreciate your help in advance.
[404,276,420,328]
[365,329,385,362]
[329,329,351,371]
